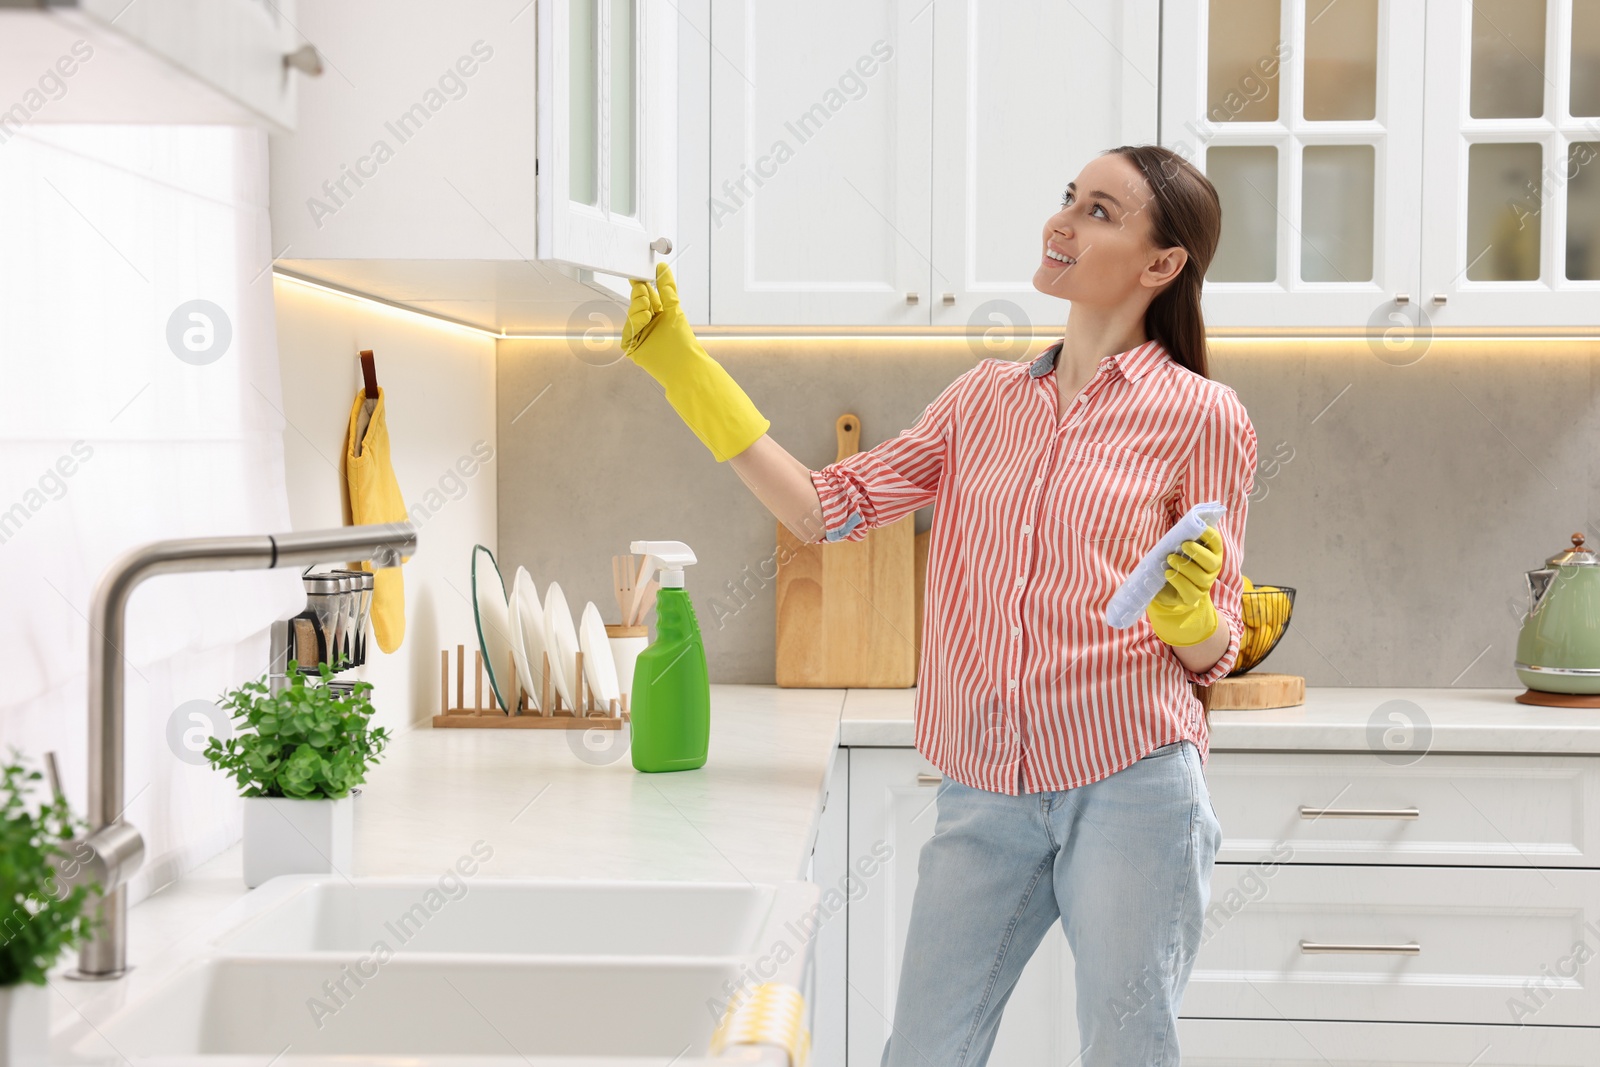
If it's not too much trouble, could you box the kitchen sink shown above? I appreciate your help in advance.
[211,877,792,957]
[80,956,742,1060]
[58,878,818,1065]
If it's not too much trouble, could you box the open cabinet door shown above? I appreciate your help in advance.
[538,0,677,280]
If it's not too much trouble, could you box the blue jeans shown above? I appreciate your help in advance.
[882,740,1222,1067]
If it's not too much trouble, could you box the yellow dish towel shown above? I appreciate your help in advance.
[343,387,409,654]
[710,982,809,1067]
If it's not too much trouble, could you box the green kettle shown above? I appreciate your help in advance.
[1514,533,1600,695]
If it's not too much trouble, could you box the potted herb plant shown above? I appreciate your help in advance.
[205,662,390,888]
[0,752,95,1067]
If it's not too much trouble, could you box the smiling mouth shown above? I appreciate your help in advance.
[1043,247,1076,267]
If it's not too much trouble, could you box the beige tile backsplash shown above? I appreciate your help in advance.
[497,336,1600,688]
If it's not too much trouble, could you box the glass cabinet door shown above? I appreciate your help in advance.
[1160,0,1425,328]
[538,0,673,280]
[1420,0,1600,325]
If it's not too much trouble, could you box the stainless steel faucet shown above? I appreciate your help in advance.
[64,522,417,979]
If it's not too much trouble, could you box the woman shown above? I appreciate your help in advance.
[623,143,1257,1067]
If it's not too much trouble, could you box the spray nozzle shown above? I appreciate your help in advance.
[630,540,697,589]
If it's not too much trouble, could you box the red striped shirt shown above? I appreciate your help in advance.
[809,338,1258,794]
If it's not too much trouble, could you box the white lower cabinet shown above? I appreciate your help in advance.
[810,749,850,1067]
[1189,863,1600,1026]
[1176,1018,1600,1064]
[1205,751,1600,867]
[819,744,1600,1065]
[839,747,1078,1067]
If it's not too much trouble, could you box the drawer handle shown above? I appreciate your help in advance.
[1300,940,1420,955]
[916,774,943,786]
[1300,806,1419,819]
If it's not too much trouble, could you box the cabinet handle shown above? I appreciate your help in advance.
[1393,293,1410,305]
[906,293,920,305]
[1300,940,1420,955]
[941,293,956,305]
[1299,806,1419,819]
[1431,293,1448,306]
[649,237,673,255]
[916,774,942,786]
[283,44,324,76]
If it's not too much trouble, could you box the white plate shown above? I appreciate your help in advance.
[542,582,581,712]
[578,601,622,710]
[509,567,547,711]
[470,545,516,713]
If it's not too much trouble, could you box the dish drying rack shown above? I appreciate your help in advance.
[432,644,628,729]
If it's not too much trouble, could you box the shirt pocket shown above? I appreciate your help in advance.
[1049,441,1171,557]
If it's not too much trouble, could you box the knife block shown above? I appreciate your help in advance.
[431,643,628,729]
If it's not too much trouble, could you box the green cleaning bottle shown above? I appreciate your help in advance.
[627,540,710,772]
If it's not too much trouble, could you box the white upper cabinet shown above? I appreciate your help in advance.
[706,0,1156,327]
[1165,0,1600,330]
[708,0,932,325]
[1161,0,1426,329]
[1419,0,1600,326]
[268,0,675,324]
[930,0,1159,331]
[0,0,306,132]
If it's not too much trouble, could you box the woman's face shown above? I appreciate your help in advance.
[1031,153,1188,308]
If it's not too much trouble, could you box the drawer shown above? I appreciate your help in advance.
[1178,1017,1600,1064]
[1204,751,1600,867]
[1185,864,1600,1026]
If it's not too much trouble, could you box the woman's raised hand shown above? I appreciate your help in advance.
[621,262,770,463]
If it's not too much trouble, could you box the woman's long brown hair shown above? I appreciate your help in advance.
[1103,144,1225,726]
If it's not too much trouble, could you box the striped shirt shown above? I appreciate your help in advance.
[809,339,1258,794]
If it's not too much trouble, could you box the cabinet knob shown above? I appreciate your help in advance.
[941,293,956,305]
[906,292,920,305]
[1393,293,1410,305]
[649,237,673,255]
[916,773,942,786]
[283,44,324,76]
[1430,293,1448,306]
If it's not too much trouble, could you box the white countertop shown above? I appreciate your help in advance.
[78,682,1600,993]
[841,686,1600,753]
[56,684,847,1013]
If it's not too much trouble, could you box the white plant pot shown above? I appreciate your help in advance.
[0,983,49,1067]
[241,795,354,888]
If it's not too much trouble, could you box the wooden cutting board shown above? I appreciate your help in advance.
[776,414,916,687]
[1210,672,1304,710]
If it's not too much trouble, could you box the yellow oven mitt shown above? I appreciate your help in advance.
[344,387,410,654]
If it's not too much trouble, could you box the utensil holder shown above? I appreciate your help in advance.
[432,643,629,730]
[605,623,649,702]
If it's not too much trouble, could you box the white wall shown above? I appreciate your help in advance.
[273,277,497,730]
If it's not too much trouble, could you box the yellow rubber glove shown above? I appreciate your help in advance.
[1147,524,1224,647]
[622,262,771,463]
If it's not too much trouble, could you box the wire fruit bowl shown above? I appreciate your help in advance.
[1229,586,1296,676]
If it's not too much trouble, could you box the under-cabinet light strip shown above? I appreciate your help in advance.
[273,270,503,339]
[273,272,1600,343]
